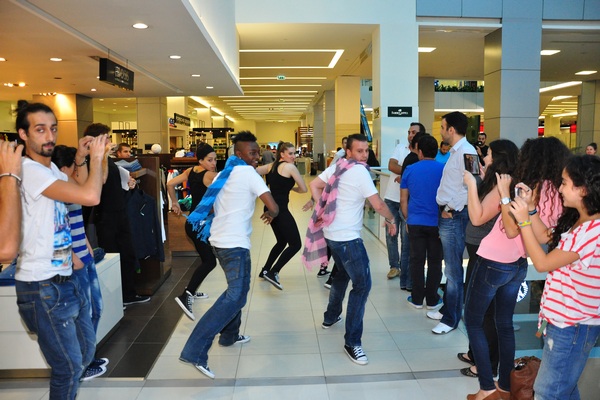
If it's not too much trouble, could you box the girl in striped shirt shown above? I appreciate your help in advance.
[510,155,600,400]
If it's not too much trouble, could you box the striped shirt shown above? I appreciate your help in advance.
[539,219,600,328]
[67,203,93,265]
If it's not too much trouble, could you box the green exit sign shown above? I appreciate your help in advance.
[276,75,286,80]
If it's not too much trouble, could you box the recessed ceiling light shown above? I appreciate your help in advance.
[18,82,26,87]
[418,47,436,53]
[91,88,97,92]
[169,55,181,60]
[50,57,62,62]
[99,99,104,101]
[0,58,6,62]
[575,70,597,76]
[191,74,201,77]
[206,86,214,89]
[540,50,560,56]
[132,23,148,29]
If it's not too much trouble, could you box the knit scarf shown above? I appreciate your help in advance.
[301,158,366,270]
[187,155,247,242]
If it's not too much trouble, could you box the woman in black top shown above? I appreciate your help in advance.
[257,142,307,290]
[167,144,218,320]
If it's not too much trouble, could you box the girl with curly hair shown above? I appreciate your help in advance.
[510,155,600,400]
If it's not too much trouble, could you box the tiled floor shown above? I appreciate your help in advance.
[2,185,599,399]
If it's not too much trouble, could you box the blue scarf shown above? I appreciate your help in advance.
[187,155,247,242]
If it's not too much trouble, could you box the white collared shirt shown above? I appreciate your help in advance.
[436,136,476,211]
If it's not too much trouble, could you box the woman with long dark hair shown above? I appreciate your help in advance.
[510,155,600,399]
[168,144,218,320]
[458,139,519,378]
[465,137,570,400]
[257,141,307,290]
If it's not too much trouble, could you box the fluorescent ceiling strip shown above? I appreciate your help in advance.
[239,49,344,69]
[540,50,560,56]
[220,95,315,98]
[240,77,327,80]
[539,81,582,93]
[551,95,574,101]
[552,111,577,117]
[243,91,318,94]
[418,47,436,53]
[241,84,322,87]
[434,108,484,112]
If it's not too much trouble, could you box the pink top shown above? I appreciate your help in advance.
[478,181,562,263]
[540,220,600,328]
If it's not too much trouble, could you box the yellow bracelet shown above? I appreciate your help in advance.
[517,220,532,227]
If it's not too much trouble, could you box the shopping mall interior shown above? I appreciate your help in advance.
[0,1,599,399]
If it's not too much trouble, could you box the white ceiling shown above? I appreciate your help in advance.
[1,1,598,125]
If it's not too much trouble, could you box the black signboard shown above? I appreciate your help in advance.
[99,58,134,91]
[174,113,191,126]
[387,106,412,118]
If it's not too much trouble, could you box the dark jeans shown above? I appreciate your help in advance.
[408,225,442,306]
[184,221,217,293]
[262,207,301,274]
[180,247,250,367]
[464,256,528,392]
[16,277,95,400]
[95,212,137,299]
[324,238,371,346]
[465,243,498,376]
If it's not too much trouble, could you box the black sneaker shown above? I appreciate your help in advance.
[194,291,209,299]
[80,365,107,381]
[123,295,151,306]
[195,364,215,379]
[322,315,342,329]
[317,266,329,277]
[324,276,333,289]
[264,271,283,290]
[219,334,251,347]
[90,358,109,368]
[175,291,195,320]
[258,269,268,278]
[344,345,368,365]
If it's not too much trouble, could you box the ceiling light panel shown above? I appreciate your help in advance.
[239,49,344,69]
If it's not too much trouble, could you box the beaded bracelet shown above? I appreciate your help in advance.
[0,173,22,185]
[528,209,538,216]
[517,220,532,227]
[75,159,87,167]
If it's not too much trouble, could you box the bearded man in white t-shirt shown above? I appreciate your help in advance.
[309,133,396,366]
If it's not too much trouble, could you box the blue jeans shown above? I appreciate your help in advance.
[534,323,600,400]
[438,207,469,328]
[383,199,411,288]
[16,277,95,400]
[180,247,250,367]
[464,256,528,392]
[324,238,371,346]
[73,259,103,333]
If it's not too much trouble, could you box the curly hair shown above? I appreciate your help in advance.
[549,155,600,250]
[477,139,519,200]
[514,137,570,220]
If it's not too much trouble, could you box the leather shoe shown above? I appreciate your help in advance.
[460,366,478,378]
[457,352,475,366]
[387,268,399,279]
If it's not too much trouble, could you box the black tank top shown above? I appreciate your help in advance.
[188,168,209,211]
[267,163,295,207]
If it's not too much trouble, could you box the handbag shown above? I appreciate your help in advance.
[510,356,541,400]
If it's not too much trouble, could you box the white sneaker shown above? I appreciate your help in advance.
[432,322,455,335]
[426,310,443,320]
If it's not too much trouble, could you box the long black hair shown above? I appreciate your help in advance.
[51,145,77,169]
[477,139,519,201]
[549,155,600,250]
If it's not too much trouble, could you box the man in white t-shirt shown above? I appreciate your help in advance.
[383,122,425,284]
[309,133,396,366]
[15,102,108,399]
[180,131,279,379]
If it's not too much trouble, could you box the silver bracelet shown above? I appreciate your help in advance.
[0,172,22,185]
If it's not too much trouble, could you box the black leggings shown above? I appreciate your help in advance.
[262,207,301,274]
[184,221,217,293]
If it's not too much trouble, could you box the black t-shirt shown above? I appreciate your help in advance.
[400,152,419,175]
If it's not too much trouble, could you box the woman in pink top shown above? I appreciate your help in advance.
[510,155,600,400]
[464,137,570,400]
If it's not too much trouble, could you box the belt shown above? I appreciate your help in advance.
[50,274,72,284]
[439,205,467,213]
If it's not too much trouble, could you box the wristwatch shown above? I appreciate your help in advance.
[500,197,511,205]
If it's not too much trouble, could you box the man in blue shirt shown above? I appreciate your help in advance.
[435,141,451,164]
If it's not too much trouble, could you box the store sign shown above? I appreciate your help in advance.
[174,113,190,126]
[387,106,412,118]
[99,58,134,91]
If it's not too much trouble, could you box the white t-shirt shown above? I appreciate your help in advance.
[318,163,378,241]
[209,165,270,249]
[383,143,410,202]
[16,159,72,281]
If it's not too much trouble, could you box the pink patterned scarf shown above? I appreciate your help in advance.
[301,158,365,270]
